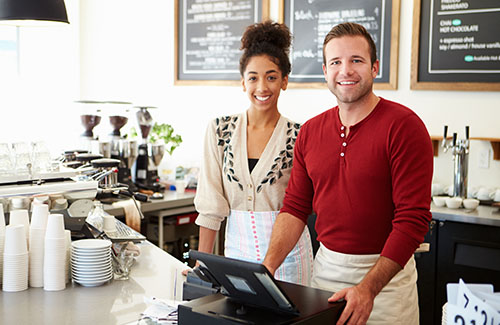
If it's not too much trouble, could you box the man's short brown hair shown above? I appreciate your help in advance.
[322,22,377,65]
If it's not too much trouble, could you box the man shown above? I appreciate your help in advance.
[263,22,433,324]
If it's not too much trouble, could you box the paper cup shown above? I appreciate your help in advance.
[31,204,49,230]
[4,224,28,255]
[8,209,29,245]
[0,203,6,234]
[45,214,65,239]
[175,179,186,194]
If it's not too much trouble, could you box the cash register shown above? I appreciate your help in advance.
[179,251,345,324]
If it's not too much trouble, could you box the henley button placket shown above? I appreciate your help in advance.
[340,125,347,158]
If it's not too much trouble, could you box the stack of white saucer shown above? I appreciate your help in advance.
[2,224,28,292]
[71,239,112,287]
[0,204,6,285]
[43,214,67,291]
[29,204,49,287]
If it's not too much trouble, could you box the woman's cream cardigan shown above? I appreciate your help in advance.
[194,112,301,231]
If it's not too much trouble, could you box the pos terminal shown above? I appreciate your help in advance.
[179,250,345,324]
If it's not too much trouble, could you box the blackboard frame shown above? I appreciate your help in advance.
[278,0,400,90]
[174,0,270,86]
[410,0,500,91]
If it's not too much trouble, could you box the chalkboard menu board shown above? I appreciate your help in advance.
[175,0,269,85]
[280,0,400,90]
[411,0,500,90]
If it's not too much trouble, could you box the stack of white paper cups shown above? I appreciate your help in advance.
[0,204,6,285]
[29,204,49,287]
[43,214,66,291]
[8,210,30,249]
[65,229,71,284]
[3,224,29,292]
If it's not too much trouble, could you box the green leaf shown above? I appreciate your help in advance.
[150,122,183,155]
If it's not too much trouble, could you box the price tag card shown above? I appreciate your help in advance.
[447,279,500,325]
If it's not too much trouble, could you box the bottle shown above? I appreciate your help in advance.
[86,201,107,231]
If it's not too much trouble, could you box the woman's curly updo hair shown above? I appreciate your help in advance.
[239,20,292,77]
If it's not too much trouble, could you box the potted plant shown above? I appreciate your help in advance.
[128,122,182,155]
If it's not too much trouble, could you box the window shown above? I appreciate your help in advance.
[0,26,18,77]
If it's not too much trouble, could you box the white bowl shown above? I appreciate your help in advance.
[463,198,479,210]
[445,197,463,209]
[432,196,448,207]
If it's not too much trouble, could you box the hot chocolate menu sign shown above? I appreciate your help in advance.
[175,0,268,85]
[411,0,500,90]
[280,0,400,90]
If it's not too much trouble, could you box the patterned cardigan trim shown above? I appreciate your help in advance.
[215,115,301,193]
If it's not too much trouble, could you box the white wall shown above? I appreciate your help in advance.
[1,0,498,190]
[0,0,80,151]
[79,0,500,190]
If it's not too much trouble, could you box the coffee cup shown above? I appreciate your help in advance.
[103,215,117,232]
[431,184,444,196]
[463,198,480,210]
[444,185,454,197]
[445,197,462,209]
[432,196,448,207]
[476,187,493,201]
[491,189,500,202]
[176,179,187,194]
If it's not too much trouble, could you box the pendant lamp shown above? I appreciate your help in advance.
[0,0,69,25]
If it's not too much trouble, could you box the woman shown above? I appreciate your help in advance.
[193,21,313,285]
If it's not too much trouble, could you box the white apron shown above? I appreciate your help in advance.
[312,243,419,325]
[224,210,313,286]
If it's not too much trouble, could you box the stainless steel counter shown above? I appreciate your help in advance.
[431,203,500,227]
[104,190,196,216]
[0,241,187,325]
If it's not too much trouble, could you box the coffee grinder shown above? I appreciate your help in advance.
[104,102,137,191]
[106,101,131,139]
[115,139,138,192]
[133,106,164,192]
[76,100,103,152]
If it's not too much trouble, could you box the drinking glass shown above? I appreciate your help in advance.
[32,141,52,173]
[0,143,14,176]
[12,142,32,175]
[112,242,135,280]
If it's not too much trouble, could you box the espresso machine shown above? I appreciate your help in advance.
[442,125,470,198]
[133,106,165,193]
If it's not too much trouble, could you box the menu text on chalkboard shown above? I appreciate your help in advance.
[411,0,500,90]
[281,0,400,89]
[175,0,268,85]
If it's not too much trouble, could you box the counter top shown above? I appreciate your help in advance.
[0,242,187,325]
[104,190,196,216]
[431,203,500,227]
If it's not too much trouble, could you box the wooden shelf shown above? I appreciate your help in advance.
[430,136,449,157]
[471,137,500,160]
[430,136,500,160]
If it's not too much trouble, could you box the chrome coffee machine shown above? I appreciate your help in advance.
[133,106,165,193]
